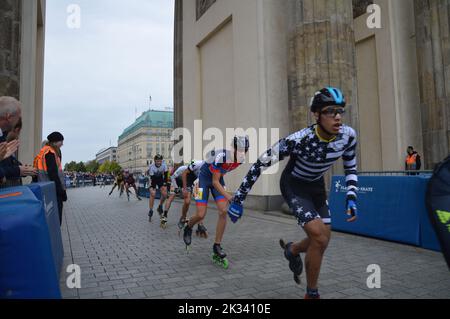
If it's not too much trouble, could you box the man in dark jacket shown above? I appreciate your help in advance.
[0,96,37,185]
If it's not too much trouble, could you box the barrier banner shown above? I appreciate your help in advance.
[0,187,61,299]
[27,182,64,278]
[330,176,421,246]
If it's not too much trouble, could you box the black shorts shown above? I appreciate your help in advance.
[280,170,331,227]
[150,176,166,189]
[175,173,197,192]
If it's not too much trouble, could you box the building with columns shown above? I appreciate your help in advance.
[174,0,450,210]
[0,0,46,166]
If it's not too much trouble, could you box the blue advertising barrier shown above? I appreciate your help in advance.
[0,187,61,299]
[329,175,441,251]
[27,183,64,277]
[138,176,161,199]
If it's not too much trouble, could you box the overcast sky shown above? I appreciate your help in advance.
[43,0,174,165]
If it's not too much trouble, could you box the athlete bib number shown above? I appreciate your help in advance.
[194,187,203,201]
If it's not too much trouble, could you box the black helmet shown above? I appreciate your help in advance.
[233,136,250,152]
[310,87,346,113]
[154,154,163,161]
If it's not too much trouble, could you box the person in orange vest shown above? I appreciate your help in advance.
[34,132,67,225]
[405,146,422,175]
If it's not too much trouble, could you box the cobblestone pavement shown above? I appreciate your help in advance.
[59,187,450,299]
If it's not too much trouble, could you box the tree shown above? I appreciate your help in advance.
[109,161,122,175]
[85,160,99,174]
[76,161,86,172]
[64,161,78,172]
[99,160,122,174]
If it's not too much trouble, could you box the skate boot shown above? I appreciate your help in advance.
[178,218,188,236]
[183,224,193,250]
[279,239,303,285]
[195,224,208,239]
[148,209,154,222]
[157,205,163,217]
[160,216,168,229]
[177,218,186,230]
[212,244,229,269]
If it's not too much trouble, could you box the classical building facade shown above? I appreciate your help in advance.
[117,110,174,174]
[0,0,46,165]
[95,146,117,165]
[174,0,450,210]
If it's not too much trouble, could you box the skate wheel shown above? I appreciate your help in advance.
[222,258,229,269]
[279,239,287,250]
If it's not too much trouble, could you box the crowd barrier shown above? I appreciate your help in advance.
[329,175,441,251]
[0,186,61,299]
[27,183,64,278]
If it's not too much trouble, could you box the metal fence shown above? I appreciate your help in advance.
[65,177,115,188]
[358,171,433,176]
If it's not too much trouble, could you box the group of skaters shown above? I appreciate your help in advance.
[110,87,360,299]
[108,169,143,201]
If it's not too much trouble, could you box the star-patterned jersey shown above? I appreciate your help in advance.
[233,124,358,206]
[200,149,243,178]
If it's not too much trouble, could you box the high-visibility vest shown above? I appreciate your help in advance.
[34,145,66,189]
[406,153,418,170]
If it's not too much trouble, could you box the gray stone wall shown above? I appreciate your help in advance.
[414,0,450,168]
[0,0,21,98]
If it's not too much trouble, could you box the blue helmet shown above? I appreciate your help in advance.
[310,87,346,113]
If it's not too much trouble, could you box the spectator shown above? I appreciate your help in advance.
[1,118,24,187]
[34,132,67,225]
[405,146,422,175]
[0,96,37,185]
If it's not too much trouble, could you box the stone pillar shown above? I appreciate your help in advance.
[286,0,359,180]
[0,0,21,98]
[173,0,183,163]
[414,0,450,168]
[174,0,183,131]
[287,0,358,132]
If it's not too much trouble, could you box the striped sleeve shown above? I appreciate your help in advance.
[233,138,295,206]
[343,132,358,200]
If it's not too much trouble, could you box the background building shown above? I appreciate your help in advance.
[95,146,117,165]
[0,0,46,165]
[174,0,450,210]
[117,109,174,174]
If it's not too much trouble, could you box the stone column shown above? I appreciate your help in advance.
[287,0,359,182]
[173,0,183,162]
[174,0,183,130]
[414,0,450,168]
[287,0,358,133]
[0,0,21,98]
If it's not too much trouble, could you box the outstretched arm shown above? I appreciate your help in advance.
[233,137,295,206]
[343,136,358,222]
